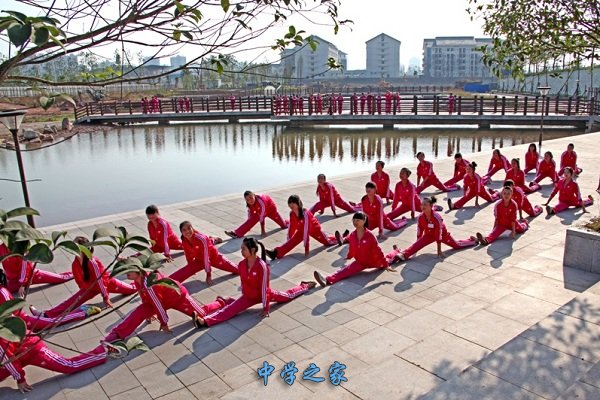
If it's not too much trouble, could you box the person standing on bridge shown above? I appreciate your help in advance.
[360,93,367,114]
[367,93,374,114]
[376,94,382,114]
[415,152,458,194]
[558,143,583,177]
[532,151,558,185]
[524,143,539,174]
[352,93,358,115]
[298,96,304,115]
[309,174,361,217]
[337,93,344,115]
[225,191,289,238]
[229,94,236,111]
[316,93,323,114]
[443,153,470,188]
[385,91,392,114]
[448,93,456,115]
[447,162,499,210]
[544,167,592,215]
[475,186,529,246]
[504,158,540,194]
[171,221,238,285]
[265,195,338,259]
[482,149,510,184]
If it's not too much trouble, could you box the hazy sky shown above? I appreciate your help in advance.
[1,0,486,69]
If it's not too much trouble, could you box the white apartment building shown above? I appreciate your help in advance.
[366,33,401,78]
[280,36,346,80]
[422,36,494,79]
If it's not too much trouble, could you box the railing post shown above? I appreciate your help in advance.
[86,104,90,117]
[575,96,580,114]
[493,95,498,113]
[434,95,439,115]
[239,96,242,112]
[159,99,163,114]
[479,96,484,115]
[216,97,220,110]
[545,96,550,116]
[457,96,462,115]
[100,102,104,115]
[413,95,418,115]
[207,98,210,112]
[523,96,528,115]
[393,97,397,115]
[256,97,259,111]
[501,96,506,115]
[513,96,518,114]
[590,97,596,116]
[263,96,266,109]
[222,97,226,112]
[473,95,477,114]
[554,96,559,114]
[115,101,119,115]
[128,100,132,115]
[567,97,572,115]
[534,96,539,114]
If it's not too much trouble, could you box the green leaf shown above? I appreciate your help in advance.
[0,209,7,223]
[24,243,54,264]
[110,259,144,278]
[6,207,40,219]
[0,316,27,342]
[143,253,166,269]
[15,226,48,242]
[56,240,81,256]
[32,26,49,46]
[173,30,181,41]
[78,244,92,259]
[221,0,230,12]
[126,235,151,245]
[93,227,122,241]
[7,22,32,47]
[148,277,180,294]
[85,240,118,249]
[182,31,193,40]
[39,96,55,110]
[125,337,149,353]
[0,298,26,318]
[2,11,28,23]
[125,243,150,252]
[51,231,67,245]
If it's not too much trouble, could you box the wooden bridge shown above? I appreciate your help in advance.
[74,94,600,130]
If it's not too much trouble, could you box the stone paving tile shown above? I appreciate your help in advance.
[556,381,600,400]
[5,133,599,399]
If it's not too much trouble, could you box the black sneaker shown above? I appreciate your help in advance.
[266,249,278,260]
[342,229,350,237]
[192,311,206,329]
[224,230,237,239]
[334,230,343,246]
[476,232,488,246]
[545,205,553,215]
[447,198,453,210]
[314,271,328,287]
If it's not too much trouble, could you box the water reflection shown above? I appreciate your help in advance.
[0,123,580,226]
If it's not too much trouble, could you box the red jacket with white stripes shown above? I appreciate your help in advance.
[462,173,484,196]
[0,286,27,321]
[493,199,519,228]
[246,194,277,224]
[560,150,578,170]
[72,256,110,302]
[487,154,510,173]
[551,178,582,204]
[134,272,187,326]
[525,150,539,170]
[0,334,43,383]
[238,258,271,313]
[504,168,526,188]
[147,217,178,256]
[0,244,32,287]
[416,211,447,242]
[370,171,391,198]
[453,158,470,178]
[537,159,557,177]
[346,229,387,268]
[316,183,343,210]
[182,230,218,276]
[361,194,385,233]
[287,209,322,252]
[391,180,420,212]
[511,186,527,211]
[417,160,437,179]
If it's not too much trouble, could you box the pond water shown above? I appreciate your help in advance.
[0,123,580,226]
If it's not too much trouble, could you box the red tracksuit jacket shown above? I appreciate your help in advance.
[505,168,526,188]
[391,180,419,212]
[0,244,32,287]
[361,194,385,231]
[453,159,470,178]
[551,178,582,204]
[537,159,557,176]
[316,183,343,208]
[134,272,187,326]
[346,229,387,267]
[525,150,539,170]
[488,155,510,172]
[494,199,519,228]
[72,257,110,302]
[416,211,446,242]
[371,171,391,198]
[246,194,277,224]
[463,173,484,196]
[238,258,271,313]
[417,161,438,180]
[560,150,577,170]
[0,334,42,384]
[182,231,219,275]
[147,218,179,256]
[287,209,321,251]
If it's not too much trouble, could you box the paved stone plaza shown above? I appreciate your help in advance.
[2,130,600,399]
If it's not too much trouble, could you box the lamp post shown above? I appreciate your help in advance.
[537,86,550,154]
[0,109,35,227]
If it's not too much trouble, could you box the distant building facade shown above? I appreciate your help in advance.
[366,33,401,78]
[170,55,187,68]
[422,37,493,80]
[276,36,346,80]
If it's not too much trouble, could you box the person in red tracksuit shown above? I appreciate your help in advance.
[443,153,470,188]
[225,191,288,238]
[387,168,421,220]
[196,238,315,327]
[416,152,458,194]
[504,180,543,219]
[103,270,233,341]
[524,143,539,174]
[482,149,510,184]
[558,143,583,176]
[0,269,96,333]
[389,197,477,262]
[544,167,593,215]
[313,212,397,287]
[146,205,183,260]
[475,186,529,245]
[171,222,238,285]
[371,161,394,204]
[533,151,558,184]
[0,243,73,297]
[360,182,408,239]
[29,237,136,320]
[309,174,360,217]
[266,195,338,259]
[504,158,540,193]
[447,162,499,210]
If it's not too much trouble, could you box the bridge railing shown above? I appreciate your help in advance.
[74,94,599,120]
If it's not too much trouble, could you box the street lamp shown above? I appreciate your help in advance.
[0,109,35,227]
[537,86,550,153]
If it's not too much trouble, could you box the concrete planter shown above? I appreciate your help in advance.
[563,226,600,272]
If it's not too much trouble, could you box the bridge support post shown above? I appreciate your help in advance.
[158,120,170,126]
[478,122,491,129]
[383,123,394,129]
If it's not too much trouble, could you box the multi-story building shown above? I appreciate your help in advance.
[279,35,346,80]
[422,36,494,80]
[366,33,401,78]
[170,55,187,68]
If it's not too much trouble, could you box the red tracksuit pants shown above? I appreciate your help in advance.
[521,183,541,194]
[553,197,593,214]
[368,216,409,233]
[443,174,465,188]
[417,177,457,194]
[400,232,476,259]
[386,203,417,220]
[485,220,529,243]
[533,170,558,184]
[22,310,88,332]
[275,228,337,258]
[522,197,543,217]
[44,279,136,318]
[482,165,505,184]
[6,270,73,292]
[105,296,231,341]
[151,236,183,254]
[169,254,239,283]
[326,261,390,285]
[453,188,498,209]
[234,209,288,237]
[0,344,106,382]
[310,198,359,215]
[203,284,310,326]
